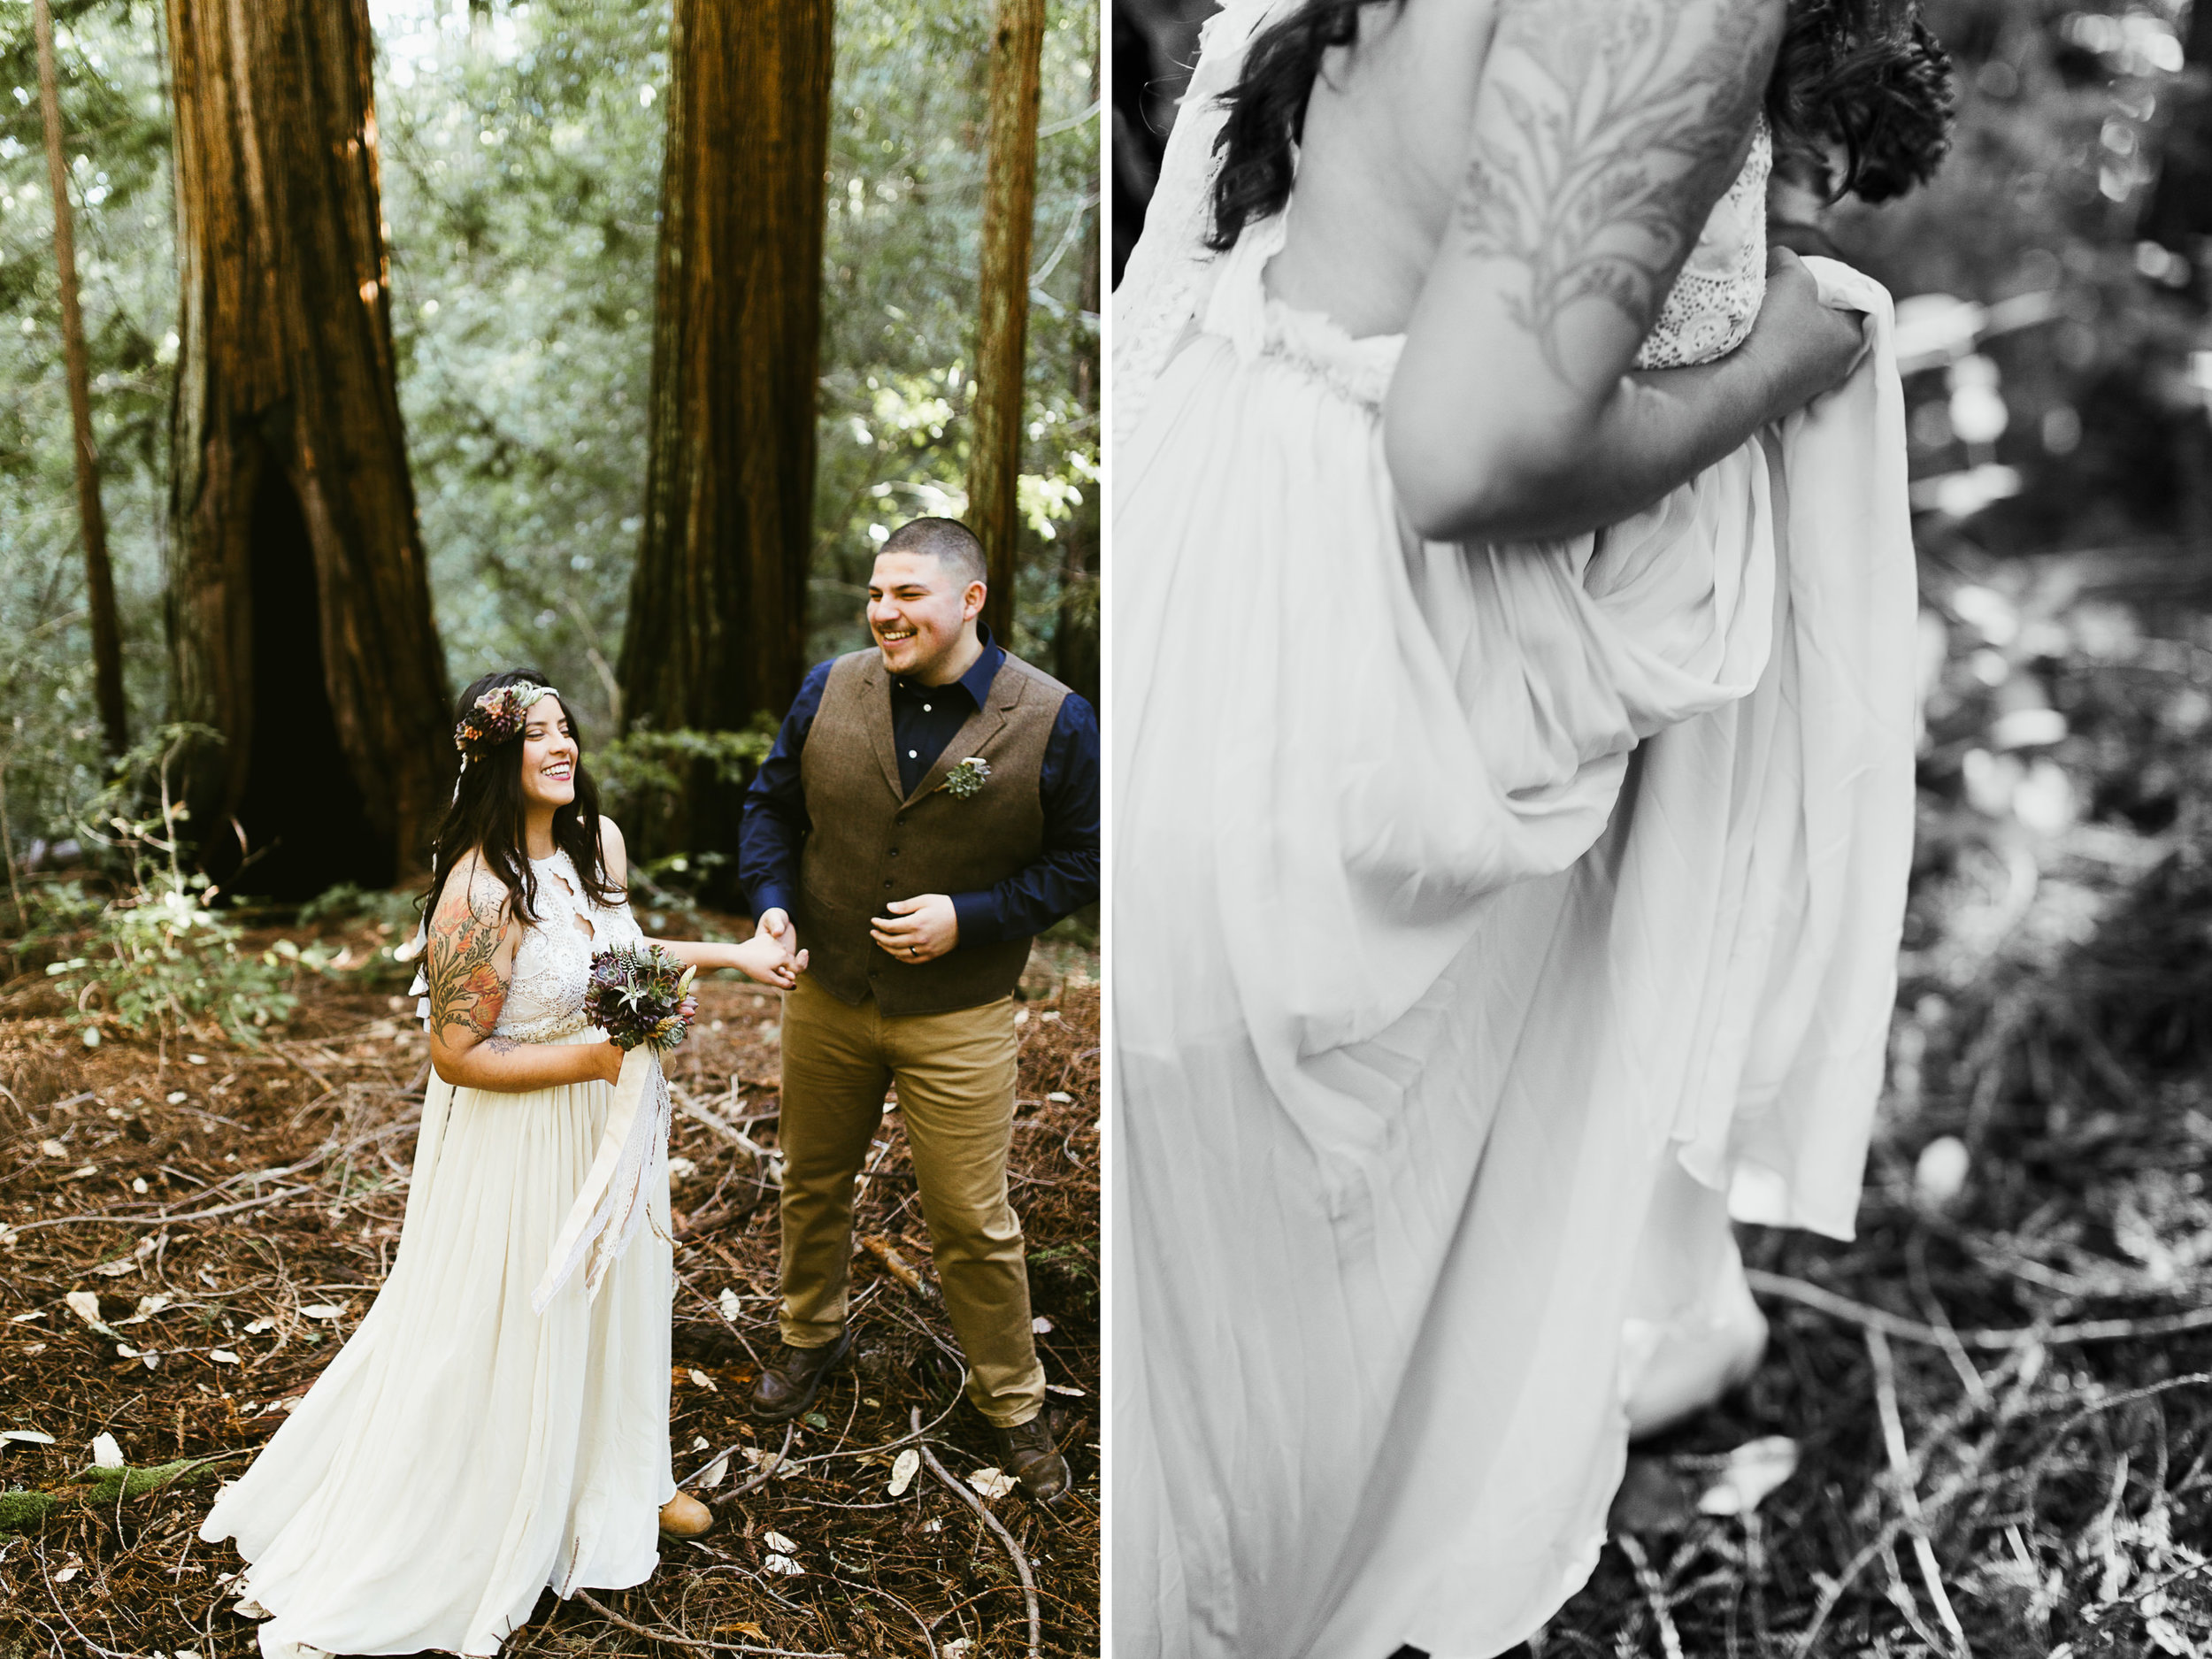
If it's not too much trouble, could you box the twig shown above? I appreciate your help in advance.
[1614,1533,1686,1659]
[570,1587,842,1655]
[700,1422,796,1503]
[910,1407,1041,1659]
[861,1234,935,1301]
[1865,1328,1970,1657]
[9,1184,310,1233]
[1747,1268,2212,1348]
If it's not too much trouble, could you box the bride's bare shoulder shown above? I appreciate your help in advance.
[432,848,511,931]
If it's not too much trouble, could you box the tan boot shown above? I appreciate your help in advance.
[657,1490,713,1537]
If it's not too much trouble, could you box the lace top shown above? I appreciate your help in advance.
[409,849,644,1043]
[496,852,644,1043]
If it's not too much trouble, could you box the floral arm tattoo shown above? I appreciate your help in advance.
[1456,0,1776,379]
[426,864,513,1047]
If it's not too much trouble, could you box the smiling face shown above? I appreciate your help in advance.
[867,549,986,684]
[516,695,579,811]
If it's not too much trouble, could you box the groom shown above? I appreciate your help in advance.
[736,516,1099,1503]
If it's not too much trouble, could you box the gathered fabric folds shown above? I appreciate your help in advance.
[1109,7,1916,1646]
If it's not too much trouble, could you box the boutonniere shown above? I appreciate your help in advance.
[935,757,992,800]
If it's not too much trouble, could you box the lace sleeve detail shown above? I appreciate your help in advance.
[1633,119,1771,372]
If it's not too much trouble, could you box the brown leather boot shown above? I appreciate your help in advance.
[747,1330,853,1423]
[657,1491,712,1537]
[995,1413,1071,1507]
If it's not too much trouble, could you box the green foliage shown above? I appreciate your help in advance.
[36,726,313,1041]
[0,0,178,857]
[296,880,423,935]
[75,1453,224,1505]
[0,1487,53,1534]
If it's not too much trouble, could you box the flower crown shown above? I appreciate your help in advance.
[454,683,558,764]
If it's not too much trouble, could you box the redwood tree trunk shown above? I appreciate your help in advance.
[619,0,833,862]
[970,0,1047,646]
[1055,129,1101,710]
[35,0,127,760]
[166,0,452,898]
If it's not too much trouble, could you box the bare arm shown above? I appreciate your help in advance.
[426,854,621,1092]
[596,815,804,988]
[1384,0,1859,542]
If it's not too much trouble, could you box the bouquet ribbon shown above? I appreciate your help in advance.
[533,1043,672,1311]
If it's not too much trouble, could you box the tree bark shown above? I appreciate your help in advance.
[619,0,833,863]
[970,0,1048,646]
[34,0,127,760]
[1054,90,1101,711]
[165,0,452,899]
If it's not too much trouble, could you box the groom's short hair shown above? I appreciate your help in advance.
[883,517,987,590]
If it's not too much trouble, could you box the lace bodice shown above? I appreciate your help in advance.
[495,851,644,1043]
[407,849,644,1042]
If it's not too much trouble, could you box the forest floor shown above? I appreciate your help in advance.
[0,914,1100,1659]
[1548,541,2212,1659]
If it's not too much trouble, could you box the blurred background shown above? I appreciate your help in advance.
[1113,2,2212,1655]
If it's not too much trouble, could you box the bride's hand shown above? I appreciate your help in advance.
[732,930,806,989]
[585,1041,625,1086]
[1744,246,1873,418]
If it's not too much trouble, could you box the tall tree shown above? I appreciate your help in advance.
[970,0,1048,646]
[165,0,453,898]
[33,0,127,760]
[619,0,834,859]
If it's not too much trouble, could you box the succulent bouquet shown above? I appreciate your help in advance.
[583,943,698,1052]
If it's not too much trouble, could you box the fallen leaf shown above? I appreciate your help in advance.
[186,1054,208,1065]
[115,1343,140,1359]
[91,1258,136,1279]
[166,1091,188,1104]
[692,1435,711,1452]
[243,1317,274,1335]
[967,1467,1018,1502]
[1046,1382,1087,1397]
[888,1448,920,1497]
[1697,1436,1800,1517]
[132,1178,149,1195]
[762,1553,803,1577]
[211,1349,240,1364]
[0,1430,55,1448]
[701,1454,730,1490]
[717,1286,742,1322]
[687,1368,717,1393]
[299,1304,346,1322]
[1046,1091,1073,1103]
[53,1564,77,1583]
[763,1530,798,1553]
[38,1139,65,1159]
[64,1291,117,1335]
[941,1639,973,1659]
[90,1432,123,1469]
[135,1294,173,1318]
[1032,1316,1054,1334]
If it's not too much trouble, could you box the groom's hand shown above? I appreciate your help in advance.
[757,907,801,964]
[870,895,958,963]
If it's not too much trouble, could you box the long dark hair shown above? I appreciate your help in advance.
[420,668,623,930]
[1205,0,1955,251]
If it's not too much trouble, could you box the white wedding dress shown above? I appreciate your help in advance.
[1111,4,1918,1656]
[202,850,676,1658]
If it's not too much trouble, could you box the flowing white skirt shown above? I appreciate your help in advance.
[1111,263,1916,1659]
[201,1034,675,1658]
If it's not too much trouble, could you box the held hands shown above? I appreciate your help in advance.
[734,920,807,989]
[1747,246,1874,418]
[871,894,959,964]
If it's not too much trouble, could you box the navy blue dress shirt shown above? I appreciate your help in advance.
[739,627,1101,946]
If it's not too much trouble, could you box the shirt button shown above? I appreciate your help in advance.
[883,879,894,889]
[888,847,900,857]
[922,703,932,711]
[907,749,918,759]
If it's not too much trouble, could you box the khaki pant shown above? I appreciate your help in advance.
[776,972,1044,1426]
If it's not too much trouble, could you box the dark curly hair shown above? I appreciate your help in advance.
[1205,0,1955,251]
[419,668,623,932]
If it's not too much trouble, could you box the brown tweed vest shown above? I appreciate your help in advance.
[796,648,1069,1016]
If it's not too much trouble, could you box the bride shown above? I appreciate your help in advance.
[1112,1,1949,1655]
[202,669,803,1658]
